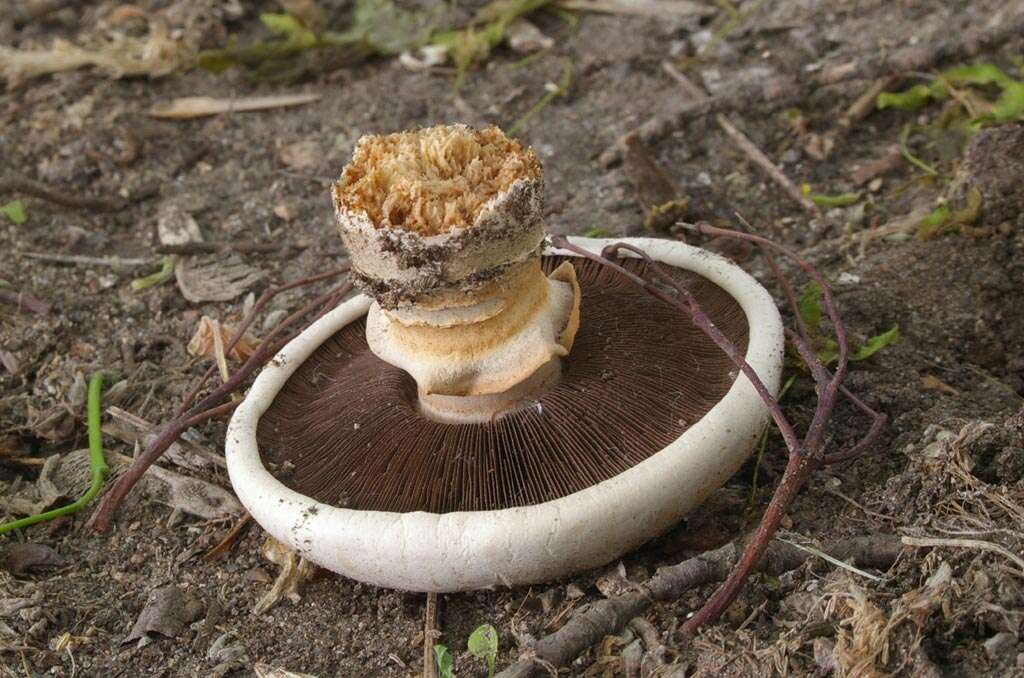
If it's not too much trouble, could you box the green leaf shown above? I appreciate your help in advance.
[582,227,611,238]
[467,624,499,678]
[797,282,823,332]
[992,81,1024,122]
[433,645,455,678]
[942,62,1013,88]
[917,203,951,239]
[876,84,939,112]
[818,338,839,366]
[850,326,900,361]
[0,200,26,225]
[130,256,177,292]
[808,192,861,208]
[898,123,938,177]
[260,13,317,47]
[338,0,438,55]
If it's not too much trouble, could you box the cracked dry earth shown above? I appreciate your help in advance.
[2,0,1024,676]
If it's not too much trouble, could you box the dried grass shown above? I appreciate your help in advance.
[0,22,191,86]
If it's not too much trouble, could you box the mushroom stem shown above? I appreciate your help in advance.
[419,356,560,424]
[333,125,582,420]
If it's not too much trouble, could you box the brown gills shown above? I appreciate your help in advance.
[257,256,749,514]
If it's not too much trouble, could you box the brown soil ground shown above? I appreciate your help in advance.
[2,1,1023,677]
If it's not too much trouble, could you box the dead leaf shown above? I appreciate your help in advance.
[148,93,322,120]
[399,45,449,71]
[279,140,321,170]
[804,133,835,162]
[187,316,259,362]
[506,19,554,53]
[921,375,960,395]
[142,462,243,521]
[207,631,249,666]
[176,254,264,303]
[0,349,18,375]
[622,132,687,231]
[157,204,203,246]
[1,543,66,576]
[103,407,225,471]
[254,537,318,615]
[254,664,318,678]
[0,22,190,86]
[125,585,204,645]
[0,454,62,517]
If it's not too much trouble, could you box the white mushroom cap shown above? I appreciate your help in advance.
[225,237,784,592]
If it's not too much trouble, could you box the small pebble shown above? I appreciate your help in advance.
[983,632,1017,661]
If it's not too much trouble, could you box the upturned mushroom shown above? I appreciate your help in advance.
[226,124,784,592]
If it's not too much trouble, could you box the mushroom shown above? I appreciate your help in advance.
[226,124,784,592]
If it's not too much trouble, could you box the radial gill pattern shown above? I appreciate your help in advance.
[257,256,749,514]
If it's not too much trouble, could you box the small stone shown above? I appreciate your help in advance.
[868,178,884,193]
[565,583,585,600]
[984,632,1017,661]
[279,140,321,170]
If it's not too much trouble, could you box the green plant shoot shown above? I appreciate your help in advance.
[468,624,499,677]
[0,372,109,534]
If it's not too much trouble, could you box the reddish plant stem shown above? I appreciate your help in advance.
[551,230,885,636]
[0,288,51,315]
[87,278,351,532]
[553,236,801,454]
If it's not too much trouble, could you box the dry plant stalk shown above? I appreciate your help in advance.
[87,268,351,532]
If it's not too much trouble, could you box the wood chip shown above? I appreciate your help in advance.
[149,93,322,120]
[851,146,904,185]
[1,543,66,575]
[176,254,265,303]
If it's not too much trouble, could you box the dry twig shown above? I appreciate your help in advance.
[661,61,819,216]
[19,252,149,267]
[901,535,1024,572]
[603,12,1024,164]
[424,592,440,678]
[495,535,901,678]
[0,173,125,212]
